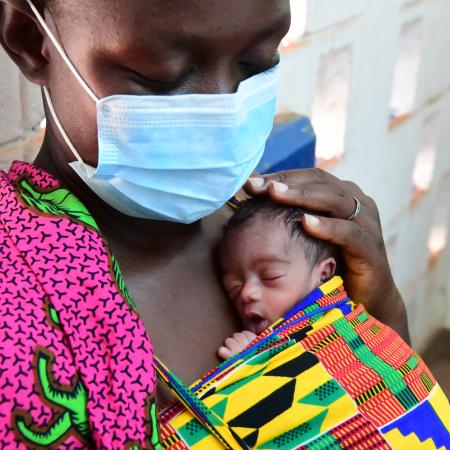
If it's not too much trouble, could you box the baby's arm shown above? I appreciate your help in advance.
[217,330,257,360]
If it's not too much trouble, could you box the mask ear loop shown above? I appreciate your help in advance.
[26,0,97,164]
[25,0,99,104]
[43,87,84,163]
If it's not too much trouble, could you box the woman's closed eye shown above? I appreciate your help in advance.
[239,60,279,78]
[127,66,194,93]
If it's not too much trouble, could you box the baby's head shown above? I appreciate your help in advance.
[220,198,340,334]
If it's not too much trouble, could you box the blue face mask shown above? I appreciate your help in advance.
[28,0,279,224]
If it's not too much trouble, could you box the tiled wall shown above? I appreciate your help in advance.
[0,49,44,169]
[0,0,449,350]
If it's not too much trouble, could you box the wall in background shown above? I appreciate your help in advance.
[280,0,450,350]
[0,0,449,351]
[0,48,44,169]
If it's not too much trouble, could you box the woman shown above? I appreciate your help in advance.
[0,0,424,448]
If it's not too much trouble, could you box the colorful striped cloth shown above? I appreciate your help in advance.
[158,277,450,449]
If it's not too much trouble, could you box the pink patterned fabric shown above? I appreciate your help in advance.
[0,161,157,449]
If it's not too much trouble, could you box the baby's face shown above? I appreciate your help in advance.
[221,216,319,334]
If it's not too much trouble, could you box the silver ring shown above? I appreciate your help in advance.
[348,197,362,221]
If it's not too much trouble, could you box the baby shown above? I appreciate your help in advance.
[218,198,340,360]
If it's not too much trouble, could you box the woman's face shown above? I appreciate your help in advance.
[42,0,291,168]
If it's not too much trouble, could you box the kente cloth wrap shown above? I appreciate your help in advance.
[0,162,159,449]
[157,277,450,450]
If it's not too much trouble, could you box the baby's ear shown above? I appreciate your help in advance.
[0,1,50,85]
[317,257,336,283]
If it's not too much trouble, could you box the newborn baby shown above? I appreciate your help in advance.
[218,198,340,359]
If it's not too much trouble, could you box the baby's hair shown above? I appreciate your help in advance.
[223,198,341,272]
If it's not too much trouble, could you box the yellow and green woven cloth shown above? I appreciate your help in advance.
[156,277,450,449]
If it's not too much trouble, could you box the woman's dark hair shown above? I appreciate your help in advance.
[223,198,342,272]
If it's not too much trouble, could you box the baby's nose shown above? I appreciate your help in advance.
[239,281,261,304]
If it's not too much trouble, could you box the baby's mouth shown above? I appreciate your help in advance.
[244,312,270,335]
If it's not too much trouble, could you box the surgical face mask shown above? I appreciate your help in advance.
[27,0,279,223]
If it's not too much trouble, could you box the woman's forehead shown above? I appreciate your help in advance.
[59,0,291,43]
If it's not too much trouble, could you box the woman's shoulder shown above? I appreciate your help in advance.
[0,161,99,231]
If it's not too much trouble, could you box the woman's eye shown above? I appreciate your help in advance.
[128,67,193,93]
[138,78,184,93]
[144,77,186,90]
[239,61,279,78]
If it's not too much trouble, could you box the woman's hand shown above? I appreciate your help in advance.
[244,169,410,343]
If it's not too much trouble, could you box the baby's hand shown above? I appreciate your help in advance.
[217,330,257,360]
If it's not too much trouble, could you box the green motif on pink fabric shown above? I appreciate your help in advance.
[150,399,163,450]
[112,254,137,311]
[15,349,90,447]
[127,399,163,450]
[18,179,99,230]
[18,178,137,310]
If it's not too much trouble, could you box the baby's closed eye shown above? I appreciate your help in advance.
[223,281,243,300]
[262,273,284,280]
[261,272,285,284]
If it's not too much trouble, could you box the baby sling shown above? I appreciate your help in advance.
[154,276,450,449]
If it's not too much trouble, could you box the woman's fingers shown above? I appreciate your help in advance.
[300,213,393,306]
[245,171,384,262]
[301,214,376,259]
[254,168,340,186]
[246,170,367,201]
[245,168,340,194]
[269,181,356,219]
[246,177,377,227]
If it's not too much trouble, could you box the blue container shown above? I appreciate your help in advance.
[256,114,316,174]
